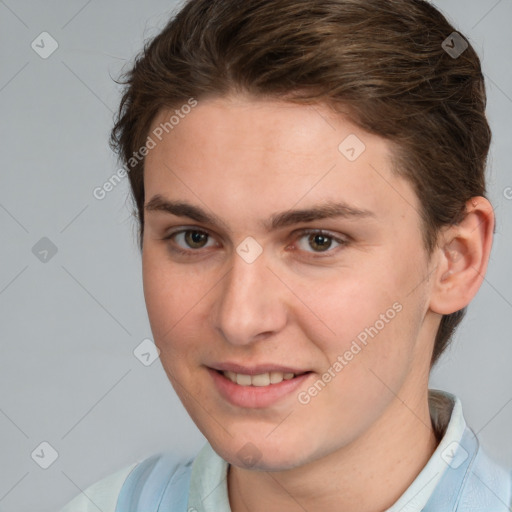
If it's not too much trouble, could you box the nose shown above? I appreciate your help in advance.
[212,246,288,346]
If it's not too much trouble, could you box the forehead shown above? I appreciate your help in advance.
[144,95,419,230]
[147,95,390,165]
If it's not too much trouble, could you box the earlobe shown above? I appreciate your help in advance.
[429,197,494,315]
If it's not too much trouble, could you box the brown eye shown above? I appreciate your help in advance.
[184,230,209,249]
[294,229,349,256]
[163,229,216,254]
[307,233,333,252]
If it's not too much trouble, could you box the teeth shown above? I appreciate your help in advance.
[222,371,298,386]
[236,373,252,386]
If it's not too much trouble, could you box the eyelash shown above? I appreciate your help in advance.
[161,228,349,258]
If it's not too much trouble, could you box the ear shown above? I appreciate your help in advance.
[429,196,495,315]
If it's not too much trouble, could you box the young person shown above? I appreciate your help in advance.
[60,0,512,510]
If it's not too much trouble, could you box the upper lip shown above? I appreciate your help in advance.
[209,362,311,375]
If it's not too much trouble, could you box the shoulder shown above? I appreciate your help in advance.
[59,461,138,512]
[59,452,196,512]
[463,446,512,511]
[115,451,195,510]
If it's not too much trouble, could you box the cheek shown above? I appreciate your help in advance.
[293,265,398,341]
[141,248,222,382]
[299,255,423,379]
[142,250,198,345]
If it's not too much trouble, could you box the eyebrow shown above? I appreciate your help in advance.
[144,194,376,233]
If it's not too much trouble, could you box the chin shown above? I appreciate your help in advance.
[212,435,315,472]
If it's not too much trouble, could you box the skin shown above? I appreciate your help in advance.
[141,94,494,512]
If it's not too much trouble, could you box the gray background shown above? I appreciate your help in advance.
[0,1,510,511]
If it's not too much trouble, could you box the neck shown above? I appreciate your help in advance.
[228,390,439,512]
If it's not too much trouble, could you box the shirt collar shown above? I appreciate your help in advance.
[386,389,467,511]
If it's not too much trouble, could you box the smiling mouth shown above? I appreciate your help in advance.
[216,369,312,387]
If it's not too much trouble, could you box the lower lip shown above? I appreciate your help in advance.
[208,368,313,408]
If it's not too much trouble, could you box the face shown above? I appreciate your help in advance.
[142,94,439,471]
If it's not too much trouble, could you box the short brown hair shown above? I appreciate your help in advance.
[110,0,492,368]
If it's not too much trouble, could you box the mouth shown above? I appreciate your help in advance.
[216,369,312,387]
[208,367,314,408]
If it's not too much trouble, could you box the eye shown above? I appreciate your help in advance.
[163,228,217,254]
[293,229,348,255]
